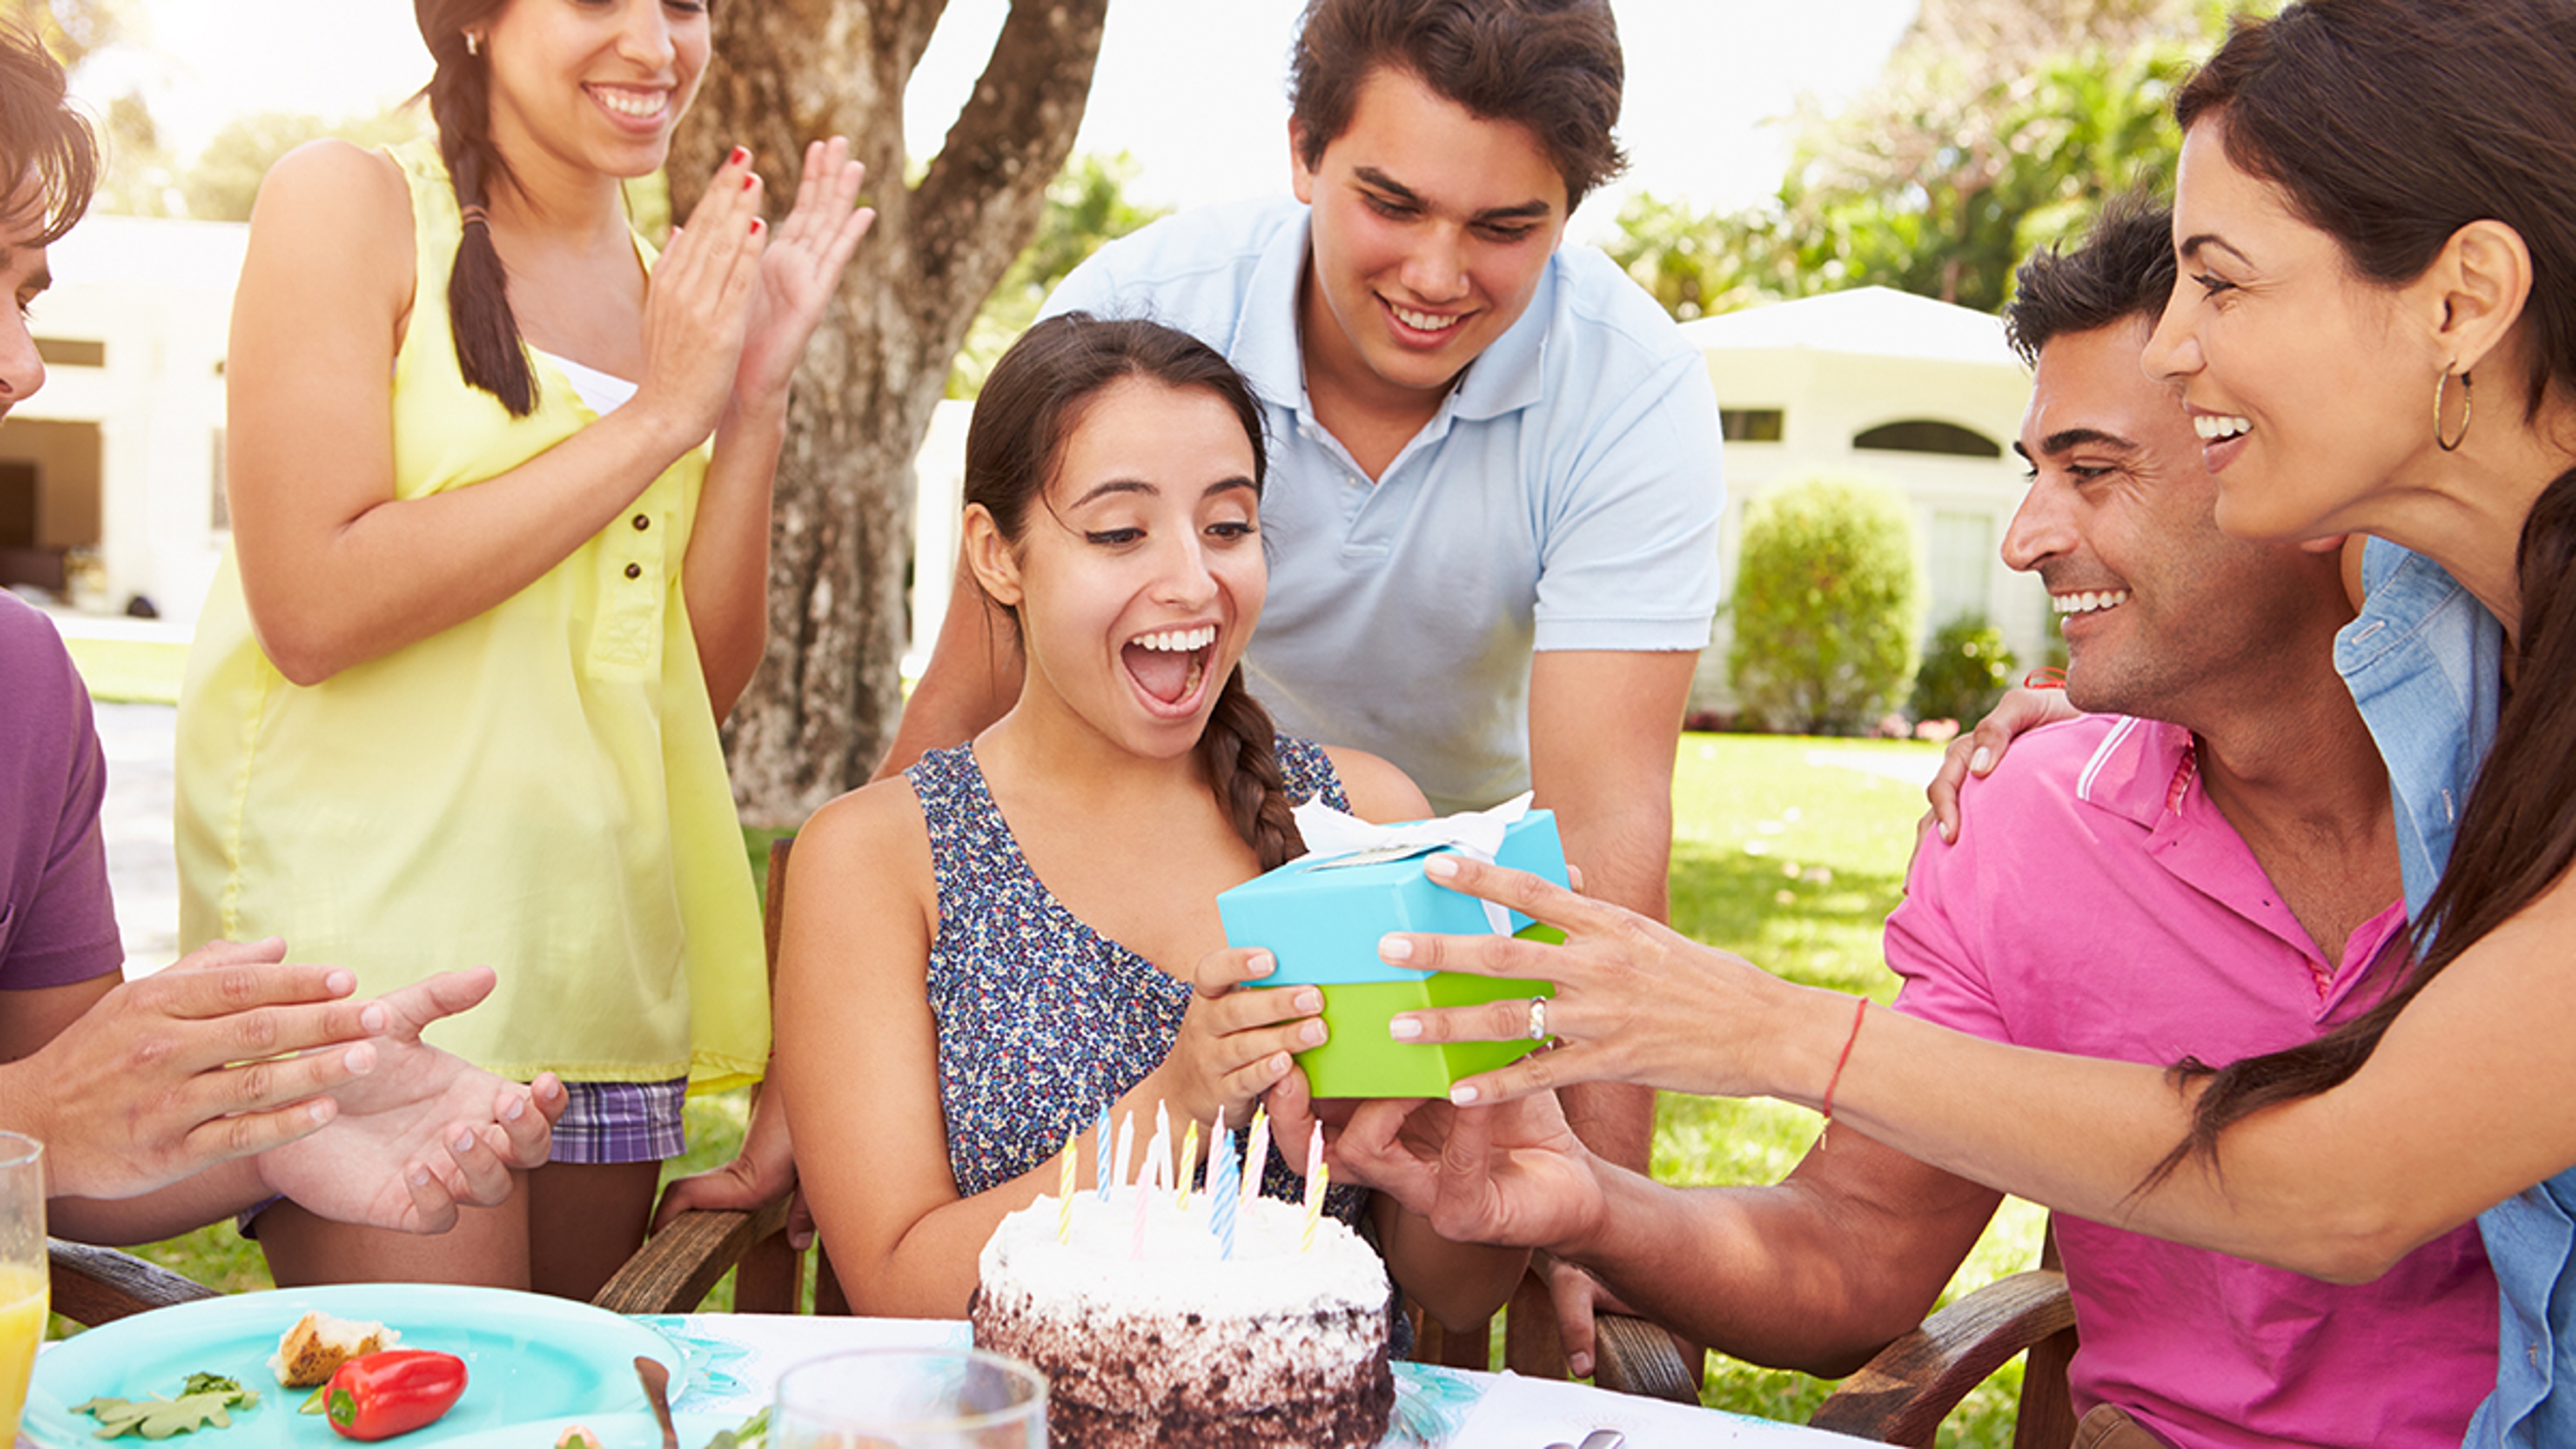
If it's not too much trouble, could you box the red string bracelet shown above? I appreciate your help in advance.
[1818,997,1870,1150]
[2023,666,2068,690]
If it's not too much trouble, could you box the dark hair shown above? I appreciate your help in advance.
[2002,195,2176,367]
[0,25,99,248]
[1290,0,1625,211]
[2151,0,2576,1179]
[415,0,535,416]
[967,314,1306,871]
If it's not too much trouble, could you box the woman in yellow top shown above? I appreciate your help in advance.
[174,0,872,1297]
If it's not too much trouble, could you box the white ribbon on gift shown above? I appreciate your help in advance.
[1290,791,1534,936]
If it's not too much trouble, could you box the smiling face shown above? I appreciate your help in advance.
[482,0,709,181]
[2142,116,2438,545]
[1291,65,1566,423]
[975,377,1268,761]
[0,207,48,422]
[2007,317,2344,720]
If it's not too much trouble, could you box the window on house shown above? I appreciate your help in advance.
[1927,509,1994,633]
[35,337,103,368]
[1853,419,2002,459]
[1721,408,1784,442]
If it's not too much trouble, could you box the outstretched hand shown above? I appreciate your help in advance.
[254,967,564,1235]
[734,137,875,411]
[26,938,398,1201]
[1332,1092,1607,1257]
[1380,855,1803,1105]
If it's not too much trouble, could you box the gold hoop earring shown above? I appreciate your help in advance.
[464,31,482,58]
[2436,364,2474,452]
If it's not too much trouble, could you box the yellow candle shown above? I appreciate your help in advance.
[1240,1104,1270,1210]
[1303,1162,1328,1253]
[1057,1126,1078,1244]
[1177,1120,1201,1210]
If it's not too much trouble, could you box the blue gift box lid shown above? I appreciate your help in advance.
[1217,810,1568,985]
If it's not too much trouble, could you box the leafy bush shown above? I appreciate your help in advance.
[1728,476,1924,735]
[1911,612,2018,726]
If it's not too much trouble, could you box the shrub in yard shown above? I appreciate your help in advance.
[1911,612,2017,726]
[1728,476,1924,735]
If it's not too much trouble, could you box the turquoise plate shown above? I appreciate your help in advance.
[25,1284,682,1449]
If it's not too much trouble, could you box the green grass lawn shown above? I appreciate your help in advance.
[59,634,188,705]
[89,733,2043,1445]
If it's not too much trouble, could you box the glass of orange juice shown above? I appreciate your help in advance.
[0,1132,43,1445]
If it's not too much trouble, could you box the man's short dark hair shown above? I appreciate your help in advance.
[2002,195,2176,367]
[1290,0,1626,211]
[0,25,98,248]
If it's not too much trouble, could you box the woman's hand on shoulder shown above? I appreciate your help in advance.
[631,148,769,452]
[732,138,875,414]
[1319,746,1432,826]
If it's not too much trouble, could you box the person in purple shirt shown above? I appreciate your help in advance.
[1,23,558,1245]
[1322,203,2496,1449]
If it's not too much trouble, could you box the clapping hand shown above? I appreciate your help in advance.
[733,137,875,412]
[254,966,564,1235]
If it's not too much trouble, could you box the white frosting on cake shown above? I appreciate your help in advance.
[977,1184,1389,1318]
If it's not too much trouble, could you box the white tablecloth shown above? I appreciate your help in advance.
[645,1314,1880,1448]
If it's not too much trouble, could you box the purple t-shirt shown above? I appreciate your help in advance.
[1888,714,2494,1449]
[1,595,123,991]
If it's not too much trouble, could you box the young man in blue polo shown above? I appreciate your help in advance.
[885,0,1725,1188]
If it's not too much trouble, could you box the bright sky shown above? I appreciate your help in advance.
[83,0,1917,241]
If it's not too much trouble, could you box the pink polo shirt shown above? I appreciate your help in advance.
[1887,714,2495,1449]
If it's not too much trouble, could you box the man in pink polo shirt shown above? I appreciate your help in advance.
[1338,201,2496,1449]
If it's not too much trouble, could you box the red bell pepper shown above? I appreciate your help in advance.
[322,1350,469,1440]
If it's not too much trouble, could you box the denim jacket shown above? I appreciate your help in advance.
[2338,539,2567,1447]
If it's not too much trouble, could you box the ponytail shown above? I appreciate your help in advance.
[421,30,536,417]
[1195,665,1307,871]
[2152,466,2576,1186]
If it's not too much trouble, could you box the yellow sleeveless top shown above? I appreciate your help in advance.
[175,138,767,1090]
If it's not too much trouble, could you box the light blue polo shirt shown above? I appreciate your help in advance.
[1042,197,1725,812]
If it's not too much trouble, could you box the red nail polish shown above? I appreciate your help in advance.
[751,218,764,234]
[742,171,757,191]
[729,146,747,166]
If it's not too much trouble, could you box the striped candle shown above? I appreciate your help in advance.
[1301,1121,1326,1252]
[1114,1111,1136,1188]
[1057,1126,1078,1244]
[1094,1108,1112,1201]
[1176,1120,1201,1209]
[1240,1104,1270,1210]
[1210,1125,1238,1260]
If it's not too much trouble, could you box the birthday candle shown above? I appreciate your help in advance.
[1301,1121,1326,1252]
[1240,1104,1271,1210]
[1095,1108,1112,1201]
[1057,1126,1079,1244]
[1211,1125,1238,1260]
[1154,1100,1170,1170]
[1143,1122,1169,1193]
[1177,1120,1201,1209]
[1114,1111,1136,1188]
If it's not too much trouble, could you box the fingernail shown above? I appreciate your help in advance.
[1425,854,1460,879]
[743,171,757,191]
[1450,1083,1481,1105]
[343,1046,370,1072]
[1940,820,1955,843]
[750,217,765,233]
[1379,935,1414,964]
[311,1102,333,1124]
[729,146,748,166]
[1295,987,1321,1013]
[1248,952,1275,978]
[1389,1016,1422,1041]
[1300,1020,1327,1047]
[325,968,356,994]
[411,1167,431,1186]
[1569,1352,1594,1377]
[501,1096,525,1121]
[1970,747,1992,774]
[360,1003,389,1032]
[451,1132,476,1155]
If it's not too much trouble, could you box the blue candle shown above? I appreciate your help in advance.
[1210,1125,1239,1260]
[1094,1107,1112,1201]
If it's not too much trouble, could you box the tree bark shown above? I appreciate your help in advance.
[676,0,1108,824]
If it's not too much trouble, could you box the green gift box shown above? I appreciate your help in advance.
[1216,808,1567,1098]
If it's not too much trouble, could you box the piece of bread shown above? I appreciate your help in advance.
[270,1311,400,1387]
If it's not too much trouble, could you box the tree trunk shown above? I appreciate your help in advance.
[676,0,1108,824]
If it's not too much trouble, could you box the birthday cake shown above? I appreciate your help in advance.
[971,1177,1394,1448]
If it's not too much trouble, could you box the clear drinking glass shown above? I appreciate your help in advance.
[772,1348,1044,1449]
[0,1132,46,1445]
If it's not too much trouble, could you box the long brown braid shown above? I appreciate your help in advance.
[415,1,536,416]
[965,314,1307,868]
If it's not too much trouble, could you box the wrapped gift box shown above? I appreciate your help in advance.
[1217,806,1566,1098]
